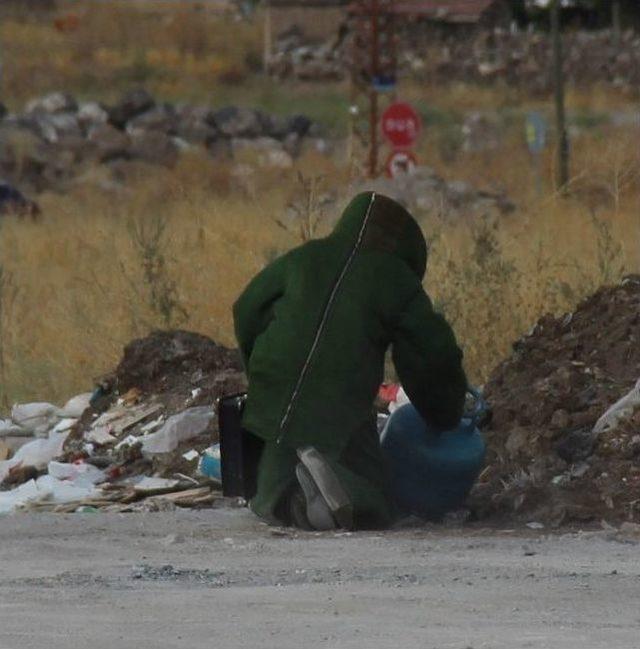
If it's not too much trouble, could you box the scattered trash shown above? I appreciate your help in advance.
[133,477,181,494]
[593,379,640,435]
[0,429,70,483]
[141,407,214,454]
[182,449,199,462]
[0,330,245,516]
[0,419,29,438]
[59,393,92,418]
[47,460,105,485]
[0,480,41,514]
[10,402,60,434]
[198,444,221,481]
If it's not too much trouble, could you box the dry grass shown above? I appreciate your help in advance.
[0,1,638,407]
[1,0,262,107]
[1,131,638,406]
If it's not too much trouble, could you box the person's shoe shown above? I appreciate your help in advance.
[295,464,337,531]
[296,446,354,530]
[287,486,313,531]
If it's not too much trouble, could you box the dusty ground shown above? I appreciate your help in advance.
[1,507,639,649]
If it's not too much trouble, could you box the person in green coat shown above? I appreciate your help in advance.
[233,191,467,530]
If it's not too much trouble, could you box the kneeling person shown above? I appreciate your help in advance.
[233,192,467,530]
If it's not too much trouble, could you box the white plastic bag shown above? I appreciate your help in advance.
[593,379,640,434]
[13,429,70,468]
[11,402,61,434]
[35,474,99,504]
[60,393,93,418]
[0,480,41,515]
[0,429,70,483]
[48,461,105,486]
[0,418,29,437]
[141,406,213,455]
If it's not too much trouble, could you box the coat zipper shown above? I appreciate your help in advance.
[277,192,377,444]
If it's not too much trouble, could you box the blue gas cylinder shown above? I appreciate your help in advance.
[380,392,486,520]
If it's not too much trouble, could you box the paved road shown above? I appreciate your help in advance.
[0,508,639,649]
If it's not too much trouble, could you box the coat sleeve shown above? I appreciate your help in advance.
[232,254,288,369]
[391,288,467,432]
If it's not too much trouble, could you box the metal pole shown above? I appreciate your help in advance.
[368,0,379,178]
[551,0,569,192]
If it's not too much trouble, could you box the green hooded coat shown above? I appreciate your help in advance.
[233,192,467,528]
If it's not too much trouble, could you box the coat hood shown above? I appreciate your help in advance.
[331,192,428,279]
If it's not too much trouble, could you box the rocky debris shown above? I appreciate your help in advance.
[272,25,640,93]
[404,28,640,94]
[351,166,514,219]
[472,275,640,527]
[0,330,246,515]
[108,88,156,130]
[268,26,345,81]
[0,89,319,194]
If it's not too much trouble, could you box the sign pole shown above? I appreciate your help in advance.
[551,0,569,193]
[369,0,379,178]
[349,0,396,180]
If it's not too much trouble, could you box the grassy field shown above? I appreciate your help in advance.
[0,1,638,407]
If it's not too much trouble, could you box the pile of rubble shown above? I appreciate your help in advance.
[271,25,640,94]
[0,88,318,194]
[0,330,246,515]
[472,276,640,527]
[351,166,515,219]
[268,26,346,81]
[405,28,640,93]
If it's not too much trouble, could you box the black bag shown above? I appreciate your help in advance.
[217,393,264,500]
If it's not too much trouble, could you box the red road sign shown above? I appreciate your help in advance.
[381,102,421,149]
[386,150,418,178]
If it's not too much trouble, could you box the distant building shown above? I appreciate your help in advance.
[390,0,512,40]
[267,0,349,42]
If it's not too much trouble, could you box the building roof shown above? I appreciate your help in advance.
[390,0,502,23]
[269,0,505,24]
[269,0,348,7]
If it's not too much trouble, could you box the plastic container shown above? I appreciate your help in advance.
[380,390,486,520]
[198,444,222,482]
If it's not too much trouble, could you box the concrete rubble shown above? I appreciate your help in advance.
[350,166,515,219]
[0,329,246,515]
[0,88,319,194]
[270,25,640,94]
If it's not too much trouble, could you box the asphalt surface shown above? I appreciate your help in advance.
[0,508,639,649]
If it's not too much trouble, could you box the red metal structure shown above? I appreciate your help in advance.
[348,0,397,178]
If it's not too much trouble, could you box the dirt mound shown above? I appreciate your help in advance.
[116,329,242,391]
[473,275,640,527]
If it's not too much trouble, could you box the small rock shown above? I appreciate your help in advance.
[213,106,265,138]
[108,88,156,129]
[26,92,77,115]
[129,130,178,167]
[77,101,109,127]
[126,104,178,135]
[88,123,131,162]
